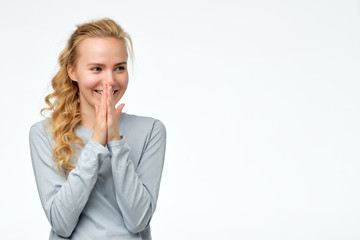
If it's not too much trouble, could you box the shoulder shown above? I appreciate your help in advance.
[121,112,166,133]
[120,113,166,141]
[29,119,53,142]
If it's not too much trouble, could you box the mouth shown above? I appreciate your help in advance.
[95,90,118,95]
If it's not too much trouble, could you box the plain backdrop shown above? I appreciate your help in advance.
[1,0,360,239]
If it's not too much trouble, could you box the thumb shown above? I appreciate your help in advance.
[115,103,125,119]
[95,104,100,118]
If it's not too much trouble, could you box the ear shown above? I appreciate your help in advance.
[67,64,77,82]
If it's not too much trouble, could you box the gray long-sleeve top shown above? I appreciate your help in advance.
[29,113,166,239]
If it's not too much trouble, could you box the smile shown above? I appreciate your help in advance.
[95,90,118,95]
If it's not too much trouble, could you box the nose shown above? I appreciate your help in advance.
[104,71,115,86]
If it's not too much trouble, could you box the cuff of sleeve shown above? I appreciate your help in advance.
[107,138,127,151]
[87,138,110,157]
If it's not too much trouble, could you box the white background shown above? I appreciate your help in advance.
[0,0,360,239]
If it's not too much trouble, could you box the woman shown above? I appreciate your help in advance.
[29,18,166,239]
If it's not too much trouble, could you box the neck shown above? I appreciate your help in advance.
[79,105,96,130]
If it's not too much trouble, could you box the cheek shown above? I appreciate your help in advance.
[122,79,129,89]
[121,73,129,88]
[114,75,129,103]
[78,74,101,90]
[115,73,129,89]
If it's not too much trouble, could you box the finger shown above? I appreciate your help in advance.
[107,86,115,112]
[108,85,113,105]
[107,95,113,120]
[95,104,99,117]
[115,103,125,119]
[108,84,113,100]
[96,84,106,125]
[101,88,106,113]
[102,83,108,114]
[109,86,117,112]
[104,83,108,105]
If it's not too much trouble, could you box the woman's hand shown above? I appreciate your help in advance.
[91,83,125,146]
[91,82,108,146]
[107,85,125,142]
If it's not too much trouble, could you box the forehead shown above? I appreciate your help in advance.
[76,37,127,63]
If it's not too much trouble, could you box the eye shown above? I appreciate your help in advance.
[115,66,125,71]
[91,67,101,72]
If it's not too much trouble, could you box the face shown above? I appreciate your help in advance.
[67,37,128,116]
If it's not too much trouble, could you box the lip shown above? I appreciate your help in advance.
[94,90,118,95]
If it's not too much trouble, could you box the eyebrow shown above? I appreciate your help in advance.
[87,62,127,67]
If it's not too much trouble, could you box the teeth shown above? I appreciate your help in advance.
[95,90,118,95]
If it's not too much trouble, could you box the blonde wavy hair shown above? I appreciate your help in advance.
[41,18,133,173]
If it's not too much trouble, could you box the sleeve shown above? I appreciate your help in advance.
[29,124,110,238]
[107,120,166,233]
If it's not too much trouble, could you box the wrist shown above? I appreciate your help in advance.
[108,135,122,142]
[91,135,106,147]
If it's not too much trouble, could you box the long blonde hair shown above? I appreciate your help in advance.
[41,18,133,173]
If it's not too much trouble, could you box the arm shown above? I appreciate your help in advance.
[107,120,166,233]
[29,123,109,237]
